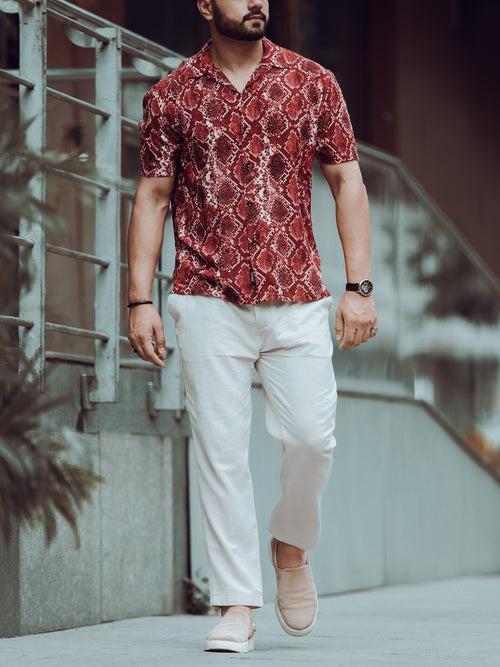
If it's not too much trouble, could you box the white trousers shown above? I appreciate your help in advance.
[166,293,338,609]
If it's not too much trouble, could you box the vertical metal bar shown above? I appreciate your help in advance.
[90,27,121,402]
[18,0,47,391]
[155,235,185,412]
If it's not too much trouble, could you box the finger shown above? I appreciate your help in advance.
[352,326,364,347]
[153,322,167,358]
[128,335,141,355]
[152,336,167,361]
[334,309,344,341]
[142,338,166,368]
[340,325,356,349]
[351,328,363,348]
[360,326,371,343]
[133,330,153,362]
[134,339,149,362]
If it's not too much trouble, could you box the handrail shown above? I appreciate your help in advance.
[0,68,35,88]
[1,66,160,81]
[47,7,111,43]
[48,0,185,64]
[46,86,111,118]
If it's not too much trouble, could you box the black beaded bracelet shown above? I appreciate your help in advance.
[127,299,153,308]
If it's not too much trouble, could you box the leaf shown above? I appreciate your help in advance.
[0,95,105,546]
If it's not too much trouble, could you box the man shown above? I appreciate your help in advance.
[127,0,377,654]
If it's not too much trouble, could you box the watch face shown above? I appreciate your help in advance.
[359,279,373,295]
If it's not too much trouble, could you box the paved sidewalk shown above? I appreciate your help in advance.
[1,575,499,666]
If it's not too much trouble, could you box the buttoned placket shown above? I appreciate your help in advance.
[207,56,274,294]
[237,87,258,290]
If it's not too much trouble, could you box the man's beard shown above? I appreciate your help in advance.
[211,1,269,42]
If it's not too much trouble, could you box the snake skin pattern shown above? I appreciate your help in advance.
[138,36,359,304]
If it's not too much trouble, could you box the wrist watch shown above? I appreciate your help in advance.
[346,279,373,296]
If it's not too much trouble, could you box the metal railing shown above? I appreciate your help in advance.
[0,0,185,411]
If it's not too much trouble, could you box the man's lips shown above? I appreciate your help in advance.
[247,15,265,20]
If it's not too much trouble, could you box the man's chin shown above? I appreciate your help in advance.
[216,23,267,42]
[241,28,267,41]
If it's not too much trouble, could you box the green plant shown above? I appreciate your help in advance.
[182,567,212,615]
[0,94,107,547]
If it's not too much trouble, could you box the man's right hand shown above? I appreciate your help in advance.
[127,303,167,368]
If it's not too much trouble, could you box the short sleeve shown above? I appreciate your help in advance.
[315,70,359,164]
[138,85,182,177]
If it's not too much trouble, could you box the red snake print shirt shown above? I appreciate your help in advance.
[138,36,359,304]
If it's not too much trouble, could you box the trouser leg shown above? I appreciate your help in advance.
[254,296,338,551]
[167,294,263,608]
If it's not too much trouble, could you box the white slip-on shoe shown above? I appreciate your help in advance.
[204,607,256,652]
[268,536,318,637]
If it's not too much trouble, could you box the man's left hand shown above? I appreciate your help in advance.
[334,292,377,349]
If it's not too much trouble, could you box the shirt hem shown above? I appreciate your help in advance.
[169,287,332,306]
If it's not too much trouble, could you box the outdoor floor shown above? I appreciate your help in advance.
[1,574,499,666]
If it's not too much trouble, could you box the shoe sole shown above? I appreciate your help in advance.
[204,636,254,652]
[268,537,318,637]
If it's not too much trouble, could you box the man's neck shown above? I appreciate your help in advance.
[208,35,264,74]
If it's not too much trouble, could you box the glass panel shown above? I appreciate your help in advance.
[314,155,413,396]
[321,150,500,464]
[396,172,500,456]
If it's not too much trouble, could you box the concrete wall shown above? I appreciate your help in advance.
[0,423,185,638]
[189,388,500,603]
[0,278,191,641]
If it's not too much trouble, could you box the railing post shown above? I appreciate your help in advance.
[154,230,185,413]
[17,0,47,391]
[91,26,121,403]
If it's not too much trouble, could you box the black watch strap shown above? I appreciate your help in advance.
[346,279,373,296]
